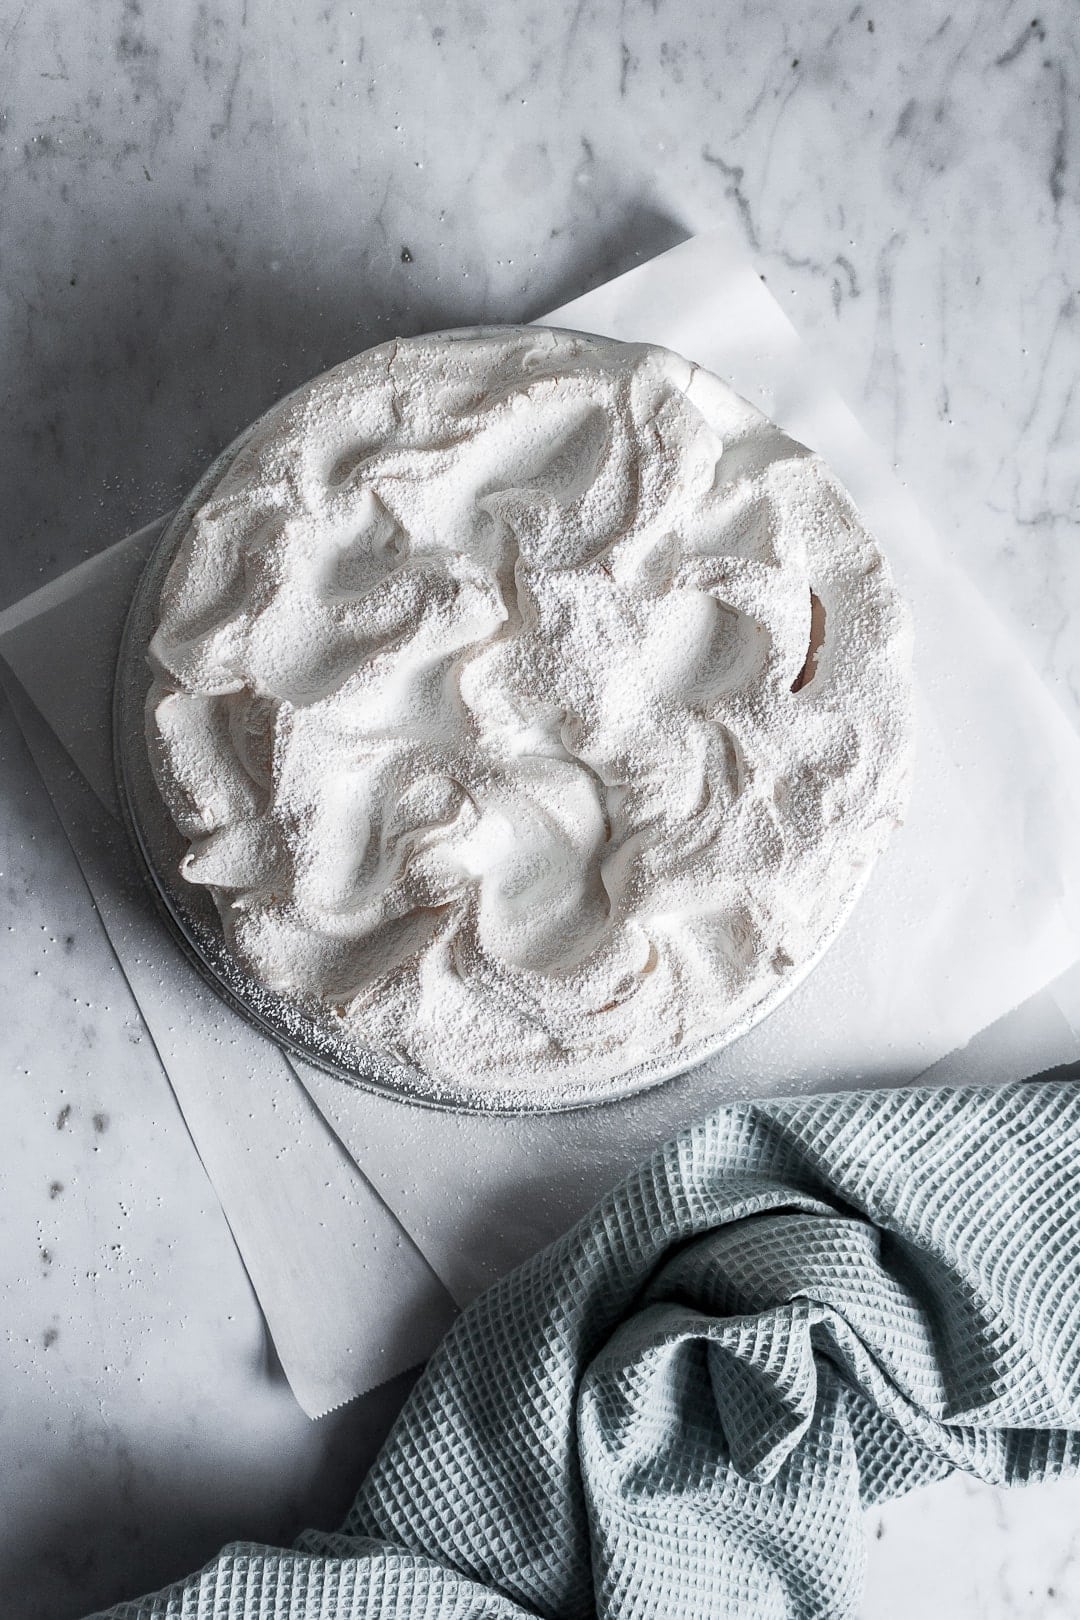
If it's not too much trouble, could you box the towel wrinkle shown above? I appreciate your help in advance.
[89,1080,1080,1620]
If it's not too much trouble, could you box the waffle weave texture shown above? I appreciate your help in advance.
[91,1080,1080,1619]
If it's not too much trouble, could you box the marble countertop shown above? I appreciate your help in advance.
[2,2,1079,1615]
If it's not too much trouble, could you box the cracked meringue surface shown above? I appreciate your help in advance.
[146,326,913,1105]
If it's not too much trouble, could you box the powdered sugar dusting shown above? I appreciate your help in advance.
[145,327,913,1107]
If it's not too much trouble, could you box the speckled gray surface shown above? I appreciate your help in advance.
[3,2,1079,716]
[2,3,1080,1617]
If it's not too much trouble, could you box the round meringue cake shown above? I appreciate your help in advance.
[136,326,913,1110]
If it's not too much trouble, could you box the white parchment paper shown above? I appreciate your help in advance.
[3,227,1080,1365]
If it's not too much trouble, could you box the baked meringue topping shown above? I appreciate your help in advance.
[146,327,913,1105]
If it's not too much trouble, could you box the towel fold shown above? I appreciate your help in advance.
[92,1080,1080,1620]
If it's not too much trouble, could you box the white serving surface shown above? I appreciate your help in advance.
[2,3,1079,1615]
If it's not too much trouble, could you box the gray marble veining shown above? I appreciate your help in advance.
[1,2,1079,1616]
[2,0,1077,706]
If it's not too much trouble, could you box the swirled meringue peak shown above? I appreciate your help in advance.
[146,326,913,1108]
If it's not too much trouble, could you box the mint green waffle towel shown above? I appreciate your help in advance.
[93,1080,1080,1619]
